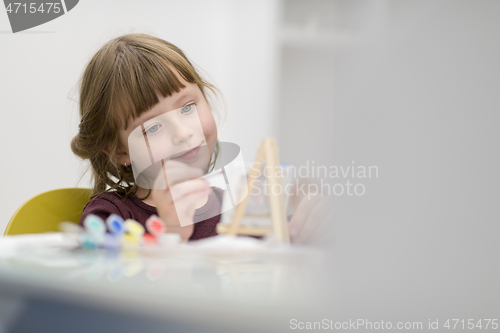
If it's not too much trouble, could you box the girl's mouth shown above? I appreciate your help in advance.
[171,144,201,160]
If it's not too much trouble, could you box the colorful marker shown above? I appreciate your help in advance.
[121,233,140,248]
[82,214,106,249]
[59,221,84,234]
[81,233,99,250]
[124,219,145,238]
[106,214,125,235]
[103,233,121,251]
[142,233,158,245]
[83,214,106,236]
[145,215,166,236]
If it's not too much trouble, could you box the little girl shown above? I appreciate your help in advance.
[72,33,225,242]
[72,33,326,244]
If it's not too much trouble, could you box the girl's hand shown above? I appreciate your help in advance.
[288,194,332,245]
[150,160,210,242]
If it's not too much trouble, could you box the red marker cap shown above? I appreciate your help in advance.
[145,215,166,236]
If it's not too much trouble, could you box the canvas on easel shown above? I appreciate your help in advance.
[216,138,291,243]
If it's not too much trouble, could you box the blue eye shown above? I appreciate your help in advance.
[181,103,195,114]
[145,124,161,135]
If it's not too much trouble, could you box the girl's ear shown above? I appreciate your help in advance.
[103,143,130,166]
[102,144,112,157]
[102,143,127,156]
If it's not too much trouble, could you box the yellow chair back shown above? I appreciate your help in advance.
[4,188,92,235]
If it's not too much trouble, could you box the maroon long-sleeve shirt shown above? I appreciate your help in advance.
[79,187,223,241]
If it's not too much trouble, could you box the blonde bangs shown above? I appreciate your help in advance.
[107,35,210,131]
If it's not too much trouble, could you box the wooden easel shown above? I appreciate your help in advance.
[216,138,290,243]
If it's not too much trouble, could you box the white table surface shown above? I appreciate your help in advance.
[0,233,331,333]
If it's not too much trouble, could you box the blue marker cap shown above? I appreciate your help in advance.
[106,214,125,235]
[83,214,106,236]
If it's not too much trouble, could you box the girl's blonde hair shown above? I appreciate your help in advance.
[71,33,221,199]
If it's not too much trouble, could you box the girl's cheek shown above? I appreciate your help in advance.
[199,108,217,142]
[203,120,217,142]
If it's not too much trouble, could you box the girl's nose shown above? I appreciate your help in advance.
[171,119,194,145]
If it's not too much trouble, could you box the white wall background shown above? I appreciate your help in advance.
[0,0,280,234]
